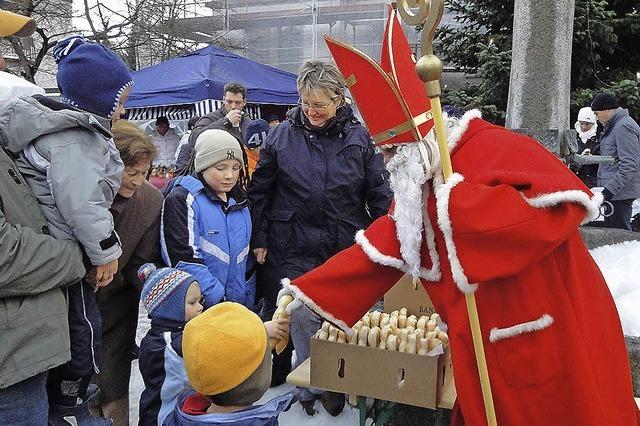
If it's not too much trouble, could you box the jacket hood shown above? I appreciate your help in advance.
[0,95,111,154]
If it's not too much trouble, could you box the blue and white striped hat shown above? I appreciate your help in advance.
[139,263,196,323]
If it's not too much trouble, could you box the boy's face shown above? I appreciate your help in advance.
[185,282,204,322]
[202,159,241,197]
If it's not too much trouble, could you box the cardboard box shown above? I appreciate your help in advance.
[310,337,444,409]
[384,274,456,409]
[308,274,456,409]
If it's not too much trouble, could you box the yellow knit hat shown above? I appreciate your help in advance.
[183,302,269,397]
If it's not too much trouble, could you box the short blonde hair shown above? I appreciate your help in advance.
[112,120,156,166]
[297,60,345,99]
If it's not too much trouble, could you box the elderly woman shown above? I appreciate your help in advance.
[91,120,164,425]
[248,60,391,415]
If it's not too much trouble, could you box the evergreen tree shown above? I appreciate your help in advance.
[437,0,640,124]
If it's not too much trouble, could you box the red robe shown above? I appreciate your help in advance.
[285,112,640,425]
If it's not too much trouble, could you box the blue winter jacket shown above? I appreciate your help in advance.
[139,319,190,426]
[161,174,254,308]
[163,391,294,426]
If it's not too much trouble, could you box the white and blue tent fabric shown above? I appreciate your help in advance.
[126,100,262,121]
[125,45,298,119]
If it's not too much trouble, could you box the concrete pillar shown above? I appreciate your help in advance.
[505,0,576,155]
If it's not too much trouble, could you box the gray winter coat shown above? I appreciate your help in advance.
[0,96,123,265]
[597,108,640,200]
[0,145,85,388]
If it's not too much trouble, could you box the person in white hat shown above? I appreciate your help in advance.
[572,106,601,187]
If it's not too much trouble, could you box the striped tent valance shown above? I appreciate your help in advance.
[125,99,262,121]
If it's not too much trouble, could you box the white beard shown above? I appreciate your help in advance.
[386,114,460,280]
[387,144,427,280]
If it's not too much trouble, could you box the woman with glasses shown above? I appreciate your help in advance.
[248,60,391,416]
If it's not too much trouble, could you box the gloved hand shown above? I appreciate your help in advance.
[601,188,614,201]
[269,286,303,354]
[276,286,303,315]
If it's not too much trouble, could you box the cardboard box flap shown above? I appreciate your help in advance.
[384,274,437,317]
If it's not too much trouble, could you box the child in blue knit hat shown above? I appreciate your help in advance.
[138,263,204,426]
[0,34,132,425]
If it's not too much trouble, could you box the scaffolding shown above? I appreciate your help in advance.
[174,0,461,74]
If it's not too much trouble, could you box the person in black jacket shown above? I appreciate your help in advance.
[247,60,391,416]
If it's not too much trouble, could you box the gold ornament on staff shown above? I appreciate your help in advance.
[396,1,498,424]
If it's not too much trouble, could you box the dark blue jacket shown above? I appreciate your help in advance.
[248,105,391,276]
[163,391,294,426]
[139,319,190,426]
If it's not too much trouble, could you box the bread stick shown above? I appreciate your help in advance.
[406,332,417,354]
[380,313,390,328]
[370,311,381,328]
[328,325,338,342]
[386,334,398,351]
[367,326,380,348]
[358,326,370,346]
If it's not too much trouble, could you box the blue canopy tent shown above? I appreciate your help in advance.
[125,45,299,120]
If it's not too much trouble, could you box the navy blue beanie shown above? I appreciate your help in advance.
[244,119,270,149]
[591,93,620,112]
[53,35,133,119]
[139,263,196,324]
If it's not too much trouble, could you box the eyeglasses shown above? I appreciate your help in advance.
[298,96,338,112]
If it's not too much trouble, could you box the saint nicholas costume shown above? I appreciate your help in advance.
[281,6,640,426]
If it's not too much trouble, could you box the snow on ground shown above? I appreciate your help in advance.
[129,238,640,423]
[590,240,640,337]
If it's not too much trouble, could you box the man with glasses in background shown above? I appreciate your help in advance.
[176,82,250,174]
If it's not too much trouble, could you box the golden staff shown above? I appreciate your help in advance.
[396,1,497,424]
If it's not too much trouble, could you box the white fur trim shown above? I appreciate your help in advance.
[421,186,442,281]
[355,230,405,270]
[281,278,354,337]
[523,190,603,224]
[448,109,482,151]
[355,230,439,281]
[489,314,554,343]
[434,173,479,294]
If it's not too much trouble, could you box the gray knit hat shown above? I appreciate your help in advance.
[194,129,243,173]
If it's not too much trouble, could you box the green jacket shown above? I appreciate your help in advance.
[0,146,85,388]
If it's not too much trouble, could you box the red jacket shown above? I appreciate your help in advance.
[287,113,640,425]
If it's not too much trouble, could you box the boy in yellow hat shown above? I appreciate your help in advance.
[164,302,294,425]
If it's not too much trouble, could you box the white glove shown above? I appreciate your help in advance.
[276,286,303,315]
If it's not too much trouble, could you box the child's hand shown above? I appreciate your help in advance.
[94,259,118,287]
[265,318,290,341]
